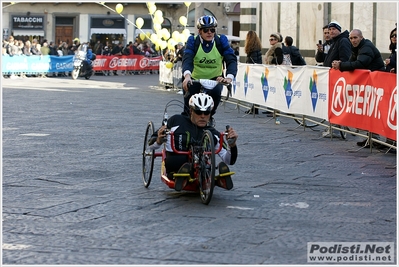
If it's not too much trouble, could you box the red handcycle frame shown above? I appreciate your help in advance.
[158,130,225,191]
[142,120,228,204]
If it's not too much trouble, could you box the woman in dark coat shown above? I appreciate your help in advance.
[385,27,397,73]
[245,30,263,64]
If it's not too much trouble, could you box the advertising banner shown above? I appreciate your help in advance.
[329,69,397,140]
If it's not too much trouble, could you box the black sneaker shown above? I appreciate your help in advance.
[217,162,233,190]
[174,163,191,191]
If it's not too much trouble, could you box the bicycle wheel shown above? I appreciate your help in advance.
[142,121,155,188]
[292,114,325,128]
[199,130,215,205]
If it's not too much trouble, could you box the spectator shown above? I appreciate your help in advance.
[331,29,385,148]
[320,21,352,138]
[49,41,58,56]
[95,42,104,55]
[264,32,284,65]
[30,39,41,55]
[102,46,111,76]
[245,30,262,64]
[163,47,174,62]
[284,36,306,65]
[93,40,101,55]
[332,29,385,72]
[131,41,144,55]
[322,20,352,68]
[174,42,185,63]
[40,41,50,55]
[315,24,333,65]
[385,27,397,73]
[244,30,263,115]
[111,42,123,75]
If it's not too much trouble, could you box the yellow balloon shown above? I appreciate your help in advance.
[165,62,173,69]
[182,29,191,37]
[150,33,158,43]
[146,32,151,38]
[172,31,180,41]
[136,17,144,29]
[160,40,167,50]
[153,23,161,32]
[115,3,123,14]
[184,2,191,7]
[162,28,170,40]
[154,10,163,19]
[179,16,187,26]
[140,33,146,41]
[148,5,156,15]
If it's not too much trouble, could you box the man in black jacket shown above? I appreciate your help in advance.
[331,29,385,148]
[323,21,352,68]
[332,29,385,72]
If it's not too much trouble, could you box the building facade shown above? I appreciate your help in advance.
[2,2,397,63]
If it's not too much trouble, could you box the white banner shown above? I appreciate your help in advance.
[232,63,330,120]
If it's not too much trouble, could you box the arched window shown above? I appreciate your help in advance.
[187,9,216,28]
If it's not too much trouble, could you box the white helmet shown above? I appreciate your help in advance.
[189,93,214,111]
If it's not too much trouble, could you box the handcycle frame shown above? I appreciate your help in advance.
[142,120,232,205]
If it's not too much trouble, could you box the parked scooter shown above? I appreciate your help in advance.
[72,44,95,80]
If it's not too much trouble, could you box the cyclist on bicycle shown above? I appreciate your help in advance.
[182,15,238,125]
[150,93,238,191]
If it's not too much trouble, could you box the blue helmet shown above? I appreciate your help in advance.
[197,15,218,29]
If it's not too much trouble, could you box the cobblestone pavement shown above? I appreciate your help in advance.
[2,74,397,265]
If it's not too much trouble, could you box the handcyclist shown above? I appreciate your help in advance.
[181,15,238,126]
[149,93,238,191]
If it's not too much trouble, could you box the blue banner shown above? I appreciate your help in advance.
[2,55,74,73]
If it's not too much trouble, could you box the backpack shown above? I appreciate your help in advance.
[281,44,292,65]
[282,54,292,65]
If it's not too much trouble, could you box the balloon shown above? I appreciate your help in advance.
[179,16,187,26]
[136,17,144,29]
[148,5,156,15]
[160,40,167,50]
[150,33,158,43]
[182,29,191,38]
[115,3,123,14]
[184,2,191,7]
[162,28,170,40]
[154,10,163,19]
[146,32,151,38]
[152,17,163,24]
[139,33,146,41]
[172,31,180,41]
[153,23,161,32]
[165,62,173,69]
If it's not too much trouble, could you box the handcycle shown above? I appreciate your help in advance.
[142,100,235,205]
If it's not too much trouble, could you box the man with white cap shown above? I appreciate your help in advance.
[321,20,352,138]
[322,20,352,68]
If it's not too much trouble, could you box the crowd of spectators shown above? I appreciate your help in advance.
[2,35,163,78]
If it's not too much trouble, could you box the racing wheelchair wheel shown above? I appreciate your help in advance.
[199,130,216,205]
[142,121,155,188]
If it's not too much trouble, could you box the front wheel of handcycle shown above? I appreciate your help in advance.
[142,121,155,188]
[199,130,216,205]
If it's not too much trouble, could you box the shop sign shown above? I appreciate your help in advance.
[12,15,44,29]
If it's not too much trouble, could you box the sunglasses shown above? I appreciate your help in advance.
[269,38,277,41]
[193,109,211,116]
[391,34,397,38]
[202,28,216,33]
